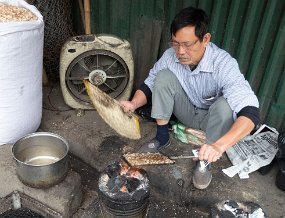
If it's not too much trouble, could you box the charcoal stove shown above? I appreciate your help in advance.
[98,161,150,218]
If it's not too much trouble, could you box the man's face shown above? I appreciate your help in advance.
[171,26,211,65]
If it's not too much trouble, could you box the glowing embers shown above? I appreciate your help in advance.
[98,161,150,217]
[99,161,149,200]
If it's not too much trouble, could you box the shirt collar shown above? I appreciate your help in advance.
[196,42,214,73]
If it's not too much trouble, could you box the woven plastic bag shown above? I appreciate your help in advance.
[0,0,44,145]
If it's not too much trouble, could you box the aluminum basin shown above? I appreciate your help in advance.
[12,132,69,188]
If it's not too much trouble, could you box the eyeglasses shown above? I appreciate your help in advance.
[168,39,199,51]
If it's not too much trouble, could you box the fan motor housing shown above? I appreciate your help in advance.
[60,34,134,109]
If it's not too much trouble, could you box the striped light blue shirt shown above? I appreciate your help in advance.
[144,42,259,118]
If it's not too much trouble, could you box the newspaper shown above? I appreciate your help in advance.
[222,124,279,179]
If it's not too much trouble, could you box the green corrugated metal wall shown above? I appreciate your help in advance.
[73,0,285,131]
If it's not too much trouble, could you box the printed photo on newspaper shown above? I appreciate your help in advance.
[222,124,279,179]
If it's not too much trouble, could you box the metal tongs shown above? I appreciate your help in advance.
[169,155,197,160]
[169,149,199,160]
[170,149,210,170]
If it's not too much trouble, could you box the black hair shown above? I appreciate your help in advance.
[170,7,209,41]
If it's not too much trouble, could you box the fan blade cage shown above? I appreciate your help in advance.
[65,49,130,105]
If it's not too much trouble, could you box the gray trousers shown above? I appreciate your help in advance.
[151,69,234,144]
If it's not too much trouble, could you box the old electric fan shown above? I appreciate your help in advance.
[60,34,134,109]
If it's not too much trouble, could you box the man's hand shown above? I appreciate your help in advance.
[197,116,255,163]
[119,100,137,113]
[198,144,224,163]
[119,90,148,113]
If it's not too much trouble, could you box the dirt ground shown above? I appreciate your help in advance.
[40,82,285,218]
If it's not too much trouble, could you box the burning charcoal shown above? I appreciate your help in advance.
[127,167,146,179]
[120,175,127,184]
[119,162,130,175]
[137,168,148,177]
[126,177,141,193]
[114,178,123,192]
[105,161,120,178]
[120,185,128,193]
[107,176,125,193]
[106,177,117,192]
[99,161,151,217]
[115,190,132,201]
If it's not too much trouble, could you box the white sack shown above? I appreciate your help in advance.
[0,0,44,144]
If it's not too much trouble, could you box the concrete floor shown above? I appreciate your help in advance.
[1,82,284,217]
